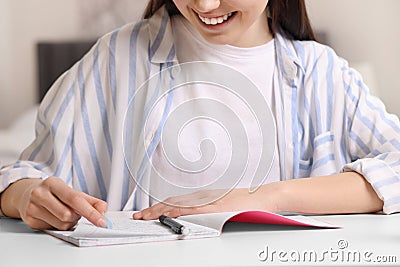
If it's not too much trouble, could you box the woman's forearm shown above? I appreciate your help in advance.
[274,172,383,214]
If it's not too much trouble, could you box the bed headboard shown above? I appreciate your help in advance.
[37,41,95,102]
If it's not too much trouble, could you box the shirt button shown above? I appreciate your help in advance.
[170,65,181,78]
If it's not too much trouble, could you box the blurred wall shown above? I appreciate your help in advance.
[0,0,12,127]
[0,0,399,129]
[308,0,400,115]
[0,1,83,128]
[0,0,147,128]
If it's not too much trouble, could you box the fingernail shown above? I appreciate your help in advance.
[98,218,107,228]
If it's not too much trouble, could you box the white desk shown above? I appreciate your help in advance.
[1,214,399,266]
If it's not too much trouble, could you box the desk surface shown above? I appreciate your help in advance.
[1,214,399,267]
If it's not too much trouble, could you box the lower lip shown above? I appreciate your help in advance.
[195,12,237,31]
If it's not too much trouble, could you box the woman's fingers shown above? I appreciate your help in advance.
[134,202,219,220]
[49,178,108,227]
[23,216,54,230]
[19,177,108,230]
[25,203,78,230]
[133,190,224,220]
[83,193,109,215]
[30,180,81,223]
[134,188,264,220]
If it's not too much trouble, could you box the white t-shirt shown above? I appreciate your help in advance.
[149,16,280,204]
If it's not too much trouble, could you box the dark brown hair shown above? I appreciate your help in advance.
[143,0,316,41]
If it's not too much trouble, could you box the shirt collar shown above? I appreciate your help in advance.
[274,33,306,79]
[148,6,178,64]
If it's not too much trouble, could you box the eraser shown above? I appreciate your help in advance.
[105,216,113,229]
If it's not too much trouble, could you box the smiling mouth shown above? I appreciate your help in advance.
[197,11,237,26]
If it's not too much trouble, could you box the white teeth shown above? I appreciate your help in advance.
[198,12,233,25]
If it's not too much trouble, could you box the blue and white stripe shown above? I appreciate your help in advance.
[1,6,400,214]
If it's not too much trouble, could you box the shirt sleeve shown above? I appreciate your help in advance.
[0,50,82,194]
[340,60,400,214]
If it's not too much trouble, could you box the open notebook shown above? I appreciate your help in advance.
[45,211,339,247]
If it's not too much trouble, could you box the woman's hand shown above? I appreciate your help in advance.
[133,185,281,220]
[1,177,108,230]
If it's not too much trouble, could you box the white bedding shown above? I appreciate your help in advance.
[0,106,38,166]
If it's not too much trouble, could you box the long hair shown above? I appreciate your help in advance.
[143,0,316,41]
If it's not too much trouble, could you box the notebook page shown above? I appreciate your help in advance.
[70,216,218,239]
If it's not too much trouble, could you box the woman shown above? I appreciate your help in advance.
[0,0,398,230]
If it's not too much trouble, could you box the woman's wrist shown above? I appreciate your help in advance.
[0,193,5,217]
[258,179,304,214]
[256,181,287,213]
[272,180,296,213]
[1,178,42,218]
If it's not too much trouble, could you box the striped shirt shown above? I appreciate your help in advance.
[1,6,400,214]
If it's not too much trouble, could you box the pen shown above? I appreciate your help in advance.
[159,215,190,235]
